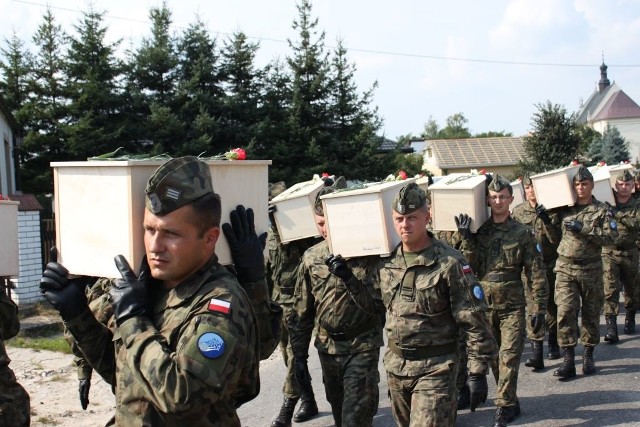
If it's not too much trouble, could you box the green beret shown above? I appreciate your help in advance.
[487,174,512,193]
[393,182,427,214]
[615,169,633,182]
[314,186,337,216]
[145,156,214,216]
[572,165,593,182]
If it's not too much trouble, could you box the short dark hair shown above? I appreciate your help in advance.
[189,192,222,236]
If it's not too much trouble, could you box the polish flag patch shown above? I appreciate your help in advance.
[462,264,473,275]
[208,298,231,315]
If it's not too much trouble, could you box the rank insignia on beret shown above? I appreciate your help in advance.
[165,186,182,201]
[462,264,473,275]
[396,203,405,214]
[473,285,484,300]
[148,193,162,214]
[610,220,617,230]
[198,332,225,359]
[208,298,231,315]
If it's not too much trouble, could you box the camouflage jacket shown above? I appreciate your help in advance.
[266,225,319,307]
[460,217,548,313]
[289,240,384,357]
[0,291,20,366]
[65,255,260,426]
[433,230,463,251]
[511,202,561,263]
[345,236,497,377]
[555,199,619,263]
[603,194,640,251]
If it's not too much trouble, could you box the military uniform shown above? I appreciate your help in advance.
[289,239,384,427]
[0,290,30,427]
[553,166,619,379]
[602,174,640,340]
[265,224,319,424]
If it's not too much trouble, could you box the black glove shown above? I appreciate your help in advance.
[79,378,90,410]
[325,254,353,282]
[39,247,87,321]
[535,204,552,225]
[563,219,583,232]
[454,213,473,240]
[531,312,545,335]
[293,357,313,395]
[468,374,488,412]
[110,255,151,326]
[222,205,265,283]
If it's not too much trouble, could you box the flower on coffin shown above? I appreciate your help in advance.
[225,148,246,160]
[398,170,408,180]
[470,169,479,175]
[321,172,330,178]
[479,168,486,175]
[597,160,606,167]
[570,159,579,166]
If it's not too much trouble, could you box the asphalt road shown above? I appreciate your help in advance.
[238,313,640,426]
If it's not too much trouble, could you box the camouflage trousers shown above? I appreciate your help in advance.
[279,305,302,398]
[318,348,380,427]
[0,364,30,427]
[602,248,639,316]
[554,262,604,347]
[525,265,557,340]
[387,357,458,427]
[488,306,525,408]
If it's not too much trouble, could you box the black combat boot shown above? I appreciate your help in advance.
[547,329,560,360]
[582,345,596,375]
[457,384,470,410]
[553,346,576,380]
[293,392,318,423]
[604,315,619,343]
[271,397,299,427]
[492,405,520,427]
[524,340,544,370]
[624,310,636,334]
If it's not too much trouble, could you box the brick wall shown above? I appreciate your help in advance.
[12,210,44,305]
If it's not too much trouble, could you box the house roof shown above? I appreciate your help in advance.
[377,137,413,154]
[576,82,618,124]
[426,137,526,168]
[7,193,44,211]
[591,90,640,121]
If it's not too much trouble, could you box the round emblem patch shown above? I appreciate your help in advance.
[147,193,162,214]
[197,332,225,359]
[536,243,542,253]
[610,220,617,230]
[473,285,484,300]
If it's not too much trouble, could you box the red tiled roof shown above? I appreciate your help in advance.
[7,194,44,211]
[592,90,640,121]
[427,137,526,168]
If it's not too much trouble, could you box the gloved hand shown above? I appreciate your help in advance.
[531,312,545,335]
[468,374,488,411]
[563,219,583,232]
[535,204,552,225]
[325,254,353,281]
[293,357,313,395]
[454,213,473,240]
[79,378,90,410]
[222,205,265,283]
[39,247,87,321]
[110,255,151,326]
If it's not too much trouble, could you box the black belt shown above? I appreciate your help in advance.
[320,317,378,341]
[557,255,601,266]
[388,340,457,360]
[484,271,521,282]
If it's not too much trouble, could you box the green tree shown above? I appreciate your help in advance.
[0,31,32,122]
[474,130,513,138]
[65,5,126,159]
[421,113,472,139]
[20,7,70,194]
[519,101,581,174]
[421,115,439,139]
[588,125,630,165]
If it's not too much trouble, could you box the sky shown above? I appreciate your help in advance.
[2,0,640,140]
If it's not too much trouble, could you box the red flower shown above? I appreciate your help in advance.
[398,170,408,180]
[225,148,247,160]
[321,172,330,178]
[597,160,606,166]
[479,169,486,175]
[570,160,579,166]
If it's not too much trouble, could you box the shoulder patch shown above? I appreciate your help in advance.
[536,243,542,253]
[461,263,473,275]
[208,298,231,315]
[473,285,484,300]
[610,220,617,230]
[197,332,226,359]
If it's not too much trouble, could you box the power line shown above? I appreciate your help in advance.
[9,0,640,68]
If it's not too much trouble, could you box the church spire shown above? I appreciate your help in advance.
[599,56,610,93]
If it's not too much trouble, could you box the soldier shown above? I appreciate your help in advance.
[602,170,640,342]
[267,201,320,426]
[289,186,385,427]
[634,170,640,198]
[39,156,271,425]
[511,176,562,366]
[0,282,30,426]
[325,182,497,427]
[553,165,618,380]
[457,175,548,427]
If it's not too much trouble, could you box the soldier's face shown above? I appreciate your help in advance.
[574,179,594,201]
[314,214,328,240]
[392,206,430,251]
[524,184,537,204]
[615,180,633,198]
[143,204,219,289]
[487,188,513,216]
